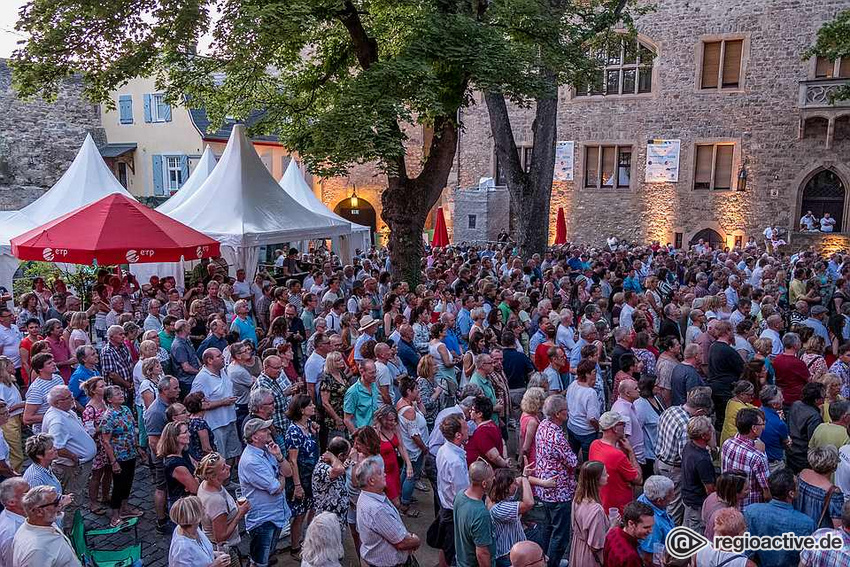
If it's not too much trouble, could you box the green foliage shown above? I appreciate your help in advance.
[807,9,850,102]
[12,261,103,307]
[12,0,634,178]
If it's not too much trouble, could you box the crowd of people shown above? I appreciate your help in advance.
[0,238,849,567]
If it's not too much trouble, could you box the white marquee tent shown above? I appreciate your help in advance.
[162,124,350,275]
[279,159,372,260]
[0,133,135,292]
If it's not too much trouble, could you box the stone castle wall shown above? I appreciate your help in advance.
[450,0,850,246]
[0,60,106,210]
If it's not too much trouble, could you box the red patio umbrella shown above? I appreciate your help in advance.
[431,206,450,248]
[11,193,220,264]
[554,207,567,245]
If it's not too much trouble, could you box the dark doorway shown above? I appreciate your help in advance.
[689,228,724,249]
[334,197,378,234]
[801,170,845,231]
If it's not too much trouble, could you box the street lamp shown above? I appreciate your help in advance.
[737,158,748,192]
[349,186,359,208]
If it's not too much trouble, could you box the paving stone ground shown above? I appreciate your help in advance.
[81,460,438,567]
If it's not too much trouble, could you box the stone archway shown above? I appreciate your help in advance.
[799,168,847,232]
[334,196,378,234]
[689,228,725,249]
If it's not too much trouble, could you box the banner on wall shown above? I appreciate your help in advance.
[553,141,574,181]
[645,139,681,183]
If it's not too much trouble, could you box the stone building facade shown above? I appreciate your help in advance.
[447,0,850,248]
[0,60,105,210]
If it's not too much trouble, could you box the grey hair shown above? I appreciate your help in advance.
[728,275,739,285]
[643,475,675,502]
[807,445,839,475]
[41,318,62,336]
[579,321,596,339]
[354,455,385,487]
[47,385,70,405]
[0,477,29,505]
[156,375,177,392]
[22,485,58,515]
[24,433,54,461]
[687,416,714,440]
[542,394,567,419]
[470,307,485,320]
[75,344,94,364]
[106,324,125,339]
[759,385,783,407]
[110,295,124,308]
[782,332,801,350]
[104,385,124,403]
[686,386,714,411]
[142,357,162,379]
[459,384,483,399]
[301,512,344,566]
[614,327,631,342]
[528,372,548,390]
[248,387,274,413]
[683,343,701,359]
[475,353,492,370]
[664,303,678,317]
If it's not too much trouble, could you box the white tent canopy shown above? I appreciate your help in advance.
[279,160,372,260]
[163,124,350,274]
[156,145,218,215]
[0,133,135,293]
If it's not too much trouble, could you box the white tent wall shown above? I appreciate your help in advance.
[129,261,187,291]
[0,254,19,300]
[220,245,260,279]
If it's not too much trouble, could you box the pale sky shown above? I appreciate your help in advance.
[0,1,27,58]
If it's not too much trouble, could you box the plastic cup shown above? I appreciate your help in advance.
[608,507,619,525]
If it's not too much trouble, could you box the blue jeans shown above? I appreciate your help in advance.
[539,500,571,567]
[249,521,282,567]
[400,452,425,505]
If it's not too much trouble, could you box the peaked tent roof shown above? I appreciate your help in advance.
[157,145,218,215]
[0,210,36,255]
[278,160,370,234]
[163,125,349,247]
[21,133,135,224]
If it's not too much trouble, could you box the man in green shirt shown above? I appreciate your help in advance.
[343,359,380,434]
[810,400,850,449]
[454,460,496,567]
[469,354,501,426]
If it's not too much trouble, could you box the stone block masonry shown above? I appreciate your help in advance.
[0,60,106,210]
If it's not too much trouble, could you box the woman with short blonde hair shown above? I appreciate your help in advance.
[195,453,249,566]
[168,496,229,567]
[519,387,546,467]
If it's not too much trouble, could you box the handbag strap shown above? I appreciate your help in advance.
[817,485,837,528]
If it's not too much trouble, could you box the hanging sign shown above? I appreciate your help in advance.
[553,141,574,181]
[645,139,681,182]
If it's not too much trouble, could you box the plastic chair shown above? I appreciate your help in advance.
[71,510,142,567]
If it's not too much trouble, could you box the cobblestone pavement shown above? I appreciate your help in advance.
[83,460,438,567]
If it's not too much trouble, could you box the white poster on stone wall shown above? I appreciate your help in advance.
[645,139,681,183]
[553,141,574,181]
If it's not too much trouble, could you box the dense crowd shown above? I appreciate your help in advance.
[0,237,849,567]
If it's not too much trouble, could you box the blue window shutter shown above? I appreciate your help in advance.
[162,102,172,122]
[143,94,152,123]
[179,155,189,187]
[152,155,164,195]
[118,95,133,124]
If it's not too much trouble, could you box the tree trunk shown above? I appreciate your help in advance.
[381,116,459,285]
[485,72,558,259]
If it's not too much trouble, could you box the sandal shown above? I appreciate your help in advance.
[90,503,109,515]
[109,518,126,528]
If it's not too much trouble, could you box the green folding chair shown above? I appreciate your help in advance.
[71,510,142,567]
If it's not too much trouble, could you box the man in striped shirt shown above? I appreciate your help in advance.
[653,386,713,525]
[22,354,65,434]
[721,407,771,507]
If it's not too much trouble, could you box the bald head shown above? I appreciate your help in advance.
[469,460,494,485]
[510,541,545,566]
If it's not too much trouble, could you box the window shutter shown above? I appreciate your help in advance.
[152,155,164,195]
[722,40,743,88]
[179,155,189,187]
[601,146,616,187]
[816,57,834,78]
[840,58,850,78]
[161,101,172,122]
[143,94,152,123]
[694,145,713,189]
[118,95,133,124]
[701,42,721,89]
[585,146,599,187]
[714,145,734,190]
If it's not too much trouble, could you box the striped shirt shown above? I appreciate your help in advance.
[490,500,524,559]
[721,434,770,508]
[654,405,690,466]
[25,375,65,434]
[356,490,409,567]
[23,463,62,495]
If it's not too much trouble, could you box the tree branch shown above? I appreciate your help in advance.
[337,1,378,70]
[484,91,524,188]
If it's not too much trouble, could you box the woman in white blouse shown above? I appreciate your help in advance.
[167,496,229,567]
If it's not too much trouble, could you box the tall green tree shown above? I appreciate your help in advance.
[12,0,629,281]
[809,9,850,102]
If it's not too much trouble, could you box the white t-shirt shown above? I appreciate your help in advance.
[168,527,215,567]
[13,520,82,567]
[232,279,252,299]
[695,547,748,567]
[42,406,98,465]
[0,324,22,368]
[821,217,836,232]
[566,380,600,436]
[836,444,850,496]
[303,351,326,399]
[375,361,394,400]
[0,383,23,417]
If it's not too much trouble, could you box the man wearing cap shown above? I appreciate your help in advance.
[354,315,381,362]
[589,411,642,515]
[238,418,293,567]
[803,305,831,343]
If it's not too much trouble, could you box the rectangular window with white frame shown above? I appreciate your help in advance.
[584,145,632,189]
[150,93,171,122]
[166,156,183,192]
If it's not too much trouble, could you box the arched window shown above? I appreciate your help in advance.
[689,228,724,249]
[800,170,846,231]
[334,196,377,234]
[575,37,655,97]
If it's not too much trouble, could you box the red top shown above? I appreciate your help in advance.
[603,526,643,567]
[589,439,639,514]
[772,353,811,404]
[465,421,502,466]
[534,342,552,371]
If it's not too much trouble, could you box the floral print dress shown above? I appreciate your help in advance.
[285,422,319,516]
[100,405,137,462]
[82,402,109,470]
[319,372,349,433]
[311,460,349,529]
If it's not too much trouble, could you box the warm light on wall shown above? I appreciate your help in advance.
[349,186,359,208]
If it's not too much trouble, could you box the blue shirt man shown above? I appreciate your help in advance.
[457,307,473,349]
[397,335,420,377]
[803,309,831,343]
[623,273,642,293]
[760,404,790,462]
[68,363,98,407]
[636,492,675,556]
[443,327,462,358]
